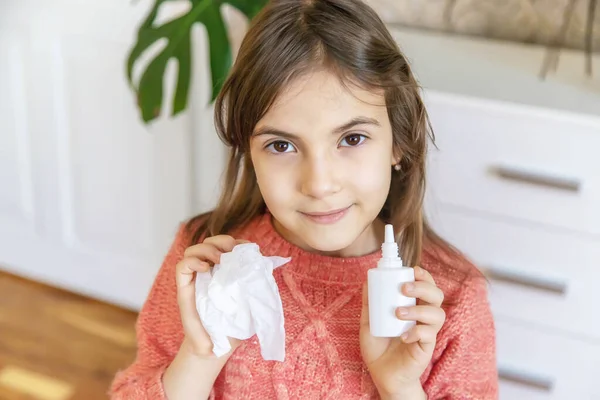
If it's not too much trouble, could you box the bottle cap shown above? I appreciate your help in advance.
[381,224,402,264]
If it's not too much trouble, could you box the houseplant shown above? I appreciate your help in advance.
[126,0,268,123]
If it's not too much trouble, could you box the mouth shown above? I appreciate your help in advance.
[300,205,352,224]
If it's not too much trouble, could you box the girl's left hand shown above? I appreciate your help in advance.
[360,266,446,399]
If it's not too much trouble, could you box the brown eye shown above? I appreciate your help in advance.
[341,134,366,147]
[266,140,295,153]
[273,142,288,152]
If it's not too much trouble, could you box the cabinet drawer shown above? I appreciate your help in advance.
[495,318,600,400]
[425,97,600,236]
[428,209,600,339]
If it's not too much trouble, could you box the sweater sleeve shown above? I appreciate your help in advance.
[108,224,189,399]
[423,277,499,400]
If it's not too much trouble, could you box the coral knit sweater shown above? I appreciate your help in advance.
[109,213,498,399]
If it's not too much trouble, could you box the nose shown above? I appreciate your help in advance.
[299,153,341,199]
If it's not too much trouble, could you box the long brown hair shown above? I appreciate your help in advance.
[186,0,466,272]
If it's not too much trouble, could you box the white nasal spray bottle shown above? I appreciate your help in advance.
[367,224,416,337]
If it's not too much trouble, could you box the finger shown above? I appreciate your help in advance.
[400,324,439,346]
[402,281,444,306]
[236,239,251,244]
[395,305,446,327]
[203,235,239,253]
[360,282,369,326]
[413,266,436,285]
[184,243,223,265]
[175,258,211,338]
[175,256,211,288]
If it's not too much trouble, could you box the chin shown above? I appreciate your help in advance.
[272,207,376,255]
[302,233,356,255]
[296,218,367,255]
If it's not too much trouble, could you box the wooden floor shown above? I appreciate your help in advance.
[0,270,139,400]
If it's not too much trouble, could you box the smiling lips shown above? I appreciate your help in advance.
[301,205,352,224]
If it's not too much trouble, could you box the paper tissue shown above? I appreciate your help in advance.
[195,243,291,361]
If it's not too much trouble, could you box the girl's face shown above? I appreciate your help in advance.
[250,70,397,257]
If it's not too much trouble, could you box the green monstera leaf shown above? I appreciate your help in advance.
[127,0,268,123]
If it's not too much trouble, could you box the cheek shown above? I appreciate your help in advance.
[348,149,392,197]
[252,154,296,209]
[357,172,391,205]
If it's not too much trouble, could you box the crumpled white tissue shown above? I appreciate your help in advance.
[195,242,291,361]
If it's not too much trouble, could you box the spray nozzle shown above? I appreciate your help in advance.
[384,224,394,244]
[381,224,402,263]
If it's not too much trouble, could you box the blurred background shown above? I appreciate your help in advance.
[1,0,599,399]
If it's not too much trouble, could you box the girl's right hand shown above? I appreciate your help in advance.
[174,234,248,358]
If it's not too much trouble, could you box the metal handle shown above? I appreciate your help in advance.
[498,365,555,392]
[491,165,581,193]
[485,265,568,295]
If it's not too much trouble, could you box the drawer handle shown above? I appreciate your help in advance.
[491,165,581,193]
[498,365,555,392]
[485,265,567,295]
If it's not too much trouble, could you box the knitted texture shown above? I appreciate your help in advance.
[109,213,498,399]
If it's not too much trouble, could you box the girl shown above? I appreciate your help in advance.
[110,0,498,398]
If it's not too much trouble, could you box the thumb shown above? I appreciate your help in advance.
[360,282,369,327]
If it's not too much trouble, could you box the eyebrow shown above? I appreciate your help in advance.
[252,116,381,140]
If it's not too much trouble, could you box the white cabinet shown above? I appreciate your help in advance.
[495,320,600,400]
[426,99,600,235]
[0,0,227,310]
[391,27,600,399]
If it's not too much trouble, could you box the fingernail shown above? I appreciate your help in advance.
[404,283,414,292]
[397,307,408,317]
[401,332,409,341]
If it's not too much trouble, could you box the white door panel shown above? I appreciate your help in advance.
[0,0,225,310]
